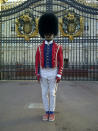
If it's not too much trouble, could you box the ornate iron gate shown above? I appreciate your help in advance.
[0,0,98,80]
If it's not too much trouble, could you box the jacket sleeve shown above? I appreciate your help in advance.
[35,46,40,76]
[57,45,63,78]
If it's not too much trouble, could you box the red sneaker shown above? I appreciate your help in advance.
[49,114,55,121]
[43,114,49,121]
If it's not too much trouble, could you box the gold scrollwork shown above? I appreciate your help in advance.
[0,0,8,4]
[16,13,38,41]
[59,10,84,41]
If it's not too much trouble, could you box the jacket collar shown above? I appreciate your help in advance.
[45,40,53,45]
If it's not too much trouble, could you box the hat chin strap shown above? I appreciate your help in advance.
[46,39,52,42]
[45,37,54,42]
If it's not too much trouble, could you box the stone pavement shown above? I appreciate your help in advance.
[0,80,98,131]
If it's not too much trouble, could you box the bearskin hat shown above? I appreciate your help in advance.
[38,13,58,38]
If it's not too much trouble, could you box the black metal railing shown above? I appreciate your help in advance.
[0,0,98,80]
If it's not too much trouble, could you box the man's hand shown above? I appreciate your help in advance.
[56,76,61,83]
[36,74,40,82]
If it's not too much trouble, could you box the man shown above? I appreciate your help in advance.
[35,13,63,121]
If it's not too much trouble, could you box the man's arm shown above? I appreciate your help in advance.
[35,46,40,81]
[56,45,63,82]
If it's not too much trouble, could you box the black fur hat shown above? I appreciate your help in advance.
[38,13,58,38]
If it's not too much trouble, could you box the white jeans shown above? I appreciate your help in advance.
[40,68,57,112]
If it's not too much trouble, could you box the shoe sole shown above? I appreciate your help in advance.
[43,118,48,121]
[49,119,55,122]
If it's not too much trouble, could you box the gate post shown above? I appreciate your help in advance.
[46,0,53,12]
[0,2,1,80]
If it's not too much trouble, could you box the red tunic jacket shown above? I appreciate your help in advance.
[35,40,63,77]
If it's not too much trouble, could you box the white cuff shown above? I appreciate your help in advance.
[56,74,61,78]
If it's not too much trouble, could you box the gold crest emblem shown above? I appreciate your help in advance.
[59,10,84,41]
[16,11,38,41]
